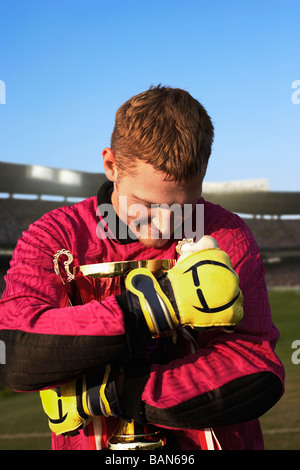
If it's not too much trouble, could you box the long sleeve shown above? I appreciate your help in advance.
[0,207,134,391]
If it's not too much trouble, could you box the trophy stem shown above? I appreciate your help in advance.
[107,420,164,450]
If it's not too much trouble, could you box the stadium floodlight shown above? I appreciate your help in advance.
[40,195,65,201]
[12,194,39,200]
[29,165,55,181]
[67,197,86,203]
[58,169,81,186]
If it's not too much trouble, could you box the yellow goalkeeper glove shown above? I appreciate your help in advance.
[40,365,126,436]
[125,246,244,336]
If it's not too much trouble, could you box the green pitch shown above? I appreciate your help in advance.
[0,289,299,450]
[260,289,300,450]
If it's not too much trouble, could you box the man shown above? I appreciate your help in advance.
[0,85,284,450]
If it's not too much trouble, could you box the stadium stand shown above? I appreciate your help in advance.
[0,161,299,295]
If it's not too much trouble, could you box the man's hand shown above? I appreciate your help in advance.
[40,365,126,436]
[125,241,244,336]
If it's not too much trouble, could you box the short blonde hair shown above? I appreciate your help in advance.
[111,85,214,182]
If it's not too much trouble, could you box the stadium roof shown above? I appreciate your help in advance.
[202,190,300,216]
[0,161,299,216]
[0,161,107,199]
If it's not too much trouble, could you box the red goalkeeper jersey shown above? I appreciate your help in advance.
[0,182,284,450]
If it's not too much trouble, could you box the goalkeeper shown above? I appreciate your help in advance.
[0,85,284,450]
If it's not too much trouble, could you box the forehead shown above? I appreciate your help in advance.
[118,160,203,206]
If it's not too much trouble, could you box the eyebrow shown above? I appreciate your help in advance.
[132,194,189,209]
[132,194,155,206]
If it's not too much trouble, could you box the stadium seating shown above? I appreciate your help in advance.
[0,163,299,295]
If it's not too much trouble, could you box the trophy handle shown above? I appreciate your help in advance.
[53,249,75,306]
[53,249,75,284]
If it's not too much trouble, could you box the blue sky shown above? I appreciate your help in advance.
[1,0,299,191]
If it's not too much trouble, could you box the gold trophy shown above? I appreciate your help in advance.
[53,249,175,449]
[107,420,165,450]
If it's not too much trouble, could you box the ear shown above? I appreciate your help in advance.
[102,148,118,182]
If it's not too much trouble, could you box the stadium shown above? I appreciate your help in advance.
[0,161,299,450]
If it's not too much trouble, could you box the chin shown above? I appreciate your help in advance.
[138,237,171,249]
